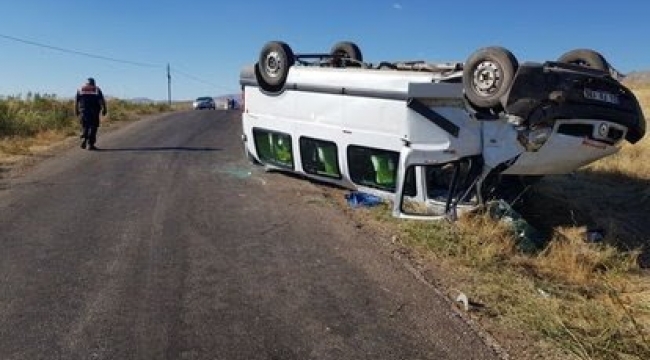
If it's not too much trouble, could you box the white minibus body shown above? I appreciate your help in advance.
[241,41,645,219]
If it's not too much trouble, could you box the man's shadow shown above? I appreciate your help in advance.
[92,146,222,152]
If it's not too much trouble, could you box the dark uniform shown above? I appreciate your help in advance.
[75,78,107,150]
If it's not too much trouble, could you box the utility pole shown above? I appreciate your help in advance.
[167,63,172,106]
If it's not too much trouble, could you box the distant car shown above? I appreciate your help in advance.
[193,97,216,110]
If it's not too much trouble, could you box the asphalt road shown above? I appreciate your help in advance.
[0,110,501,360]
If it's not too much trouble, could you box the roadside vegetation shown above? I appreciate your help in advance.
[357,82,650,360]
[0,92,172,157]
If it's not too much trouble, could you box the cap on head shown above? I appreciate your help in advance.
[87,77,96,86]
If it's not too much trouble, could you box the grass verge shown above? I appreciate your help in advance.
[0,94,173,156]
[343,83,650,359]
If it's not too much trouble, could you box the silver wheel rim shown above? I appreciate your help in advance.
[264,51,284,79]
[472,60,502,96]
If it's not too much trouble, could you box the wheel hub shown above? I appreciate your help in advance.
[264,51,283,78]
[473,61,501,95]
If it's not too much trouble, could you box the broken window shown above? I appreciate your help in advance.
[400,157,481,217]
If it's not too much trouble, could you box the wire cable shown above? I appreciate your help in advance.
[171,66,232,91]
[0,33,161,68]
[0,32,235,93]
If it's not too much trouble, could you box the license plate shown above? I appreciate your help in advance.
[584,88,619,104]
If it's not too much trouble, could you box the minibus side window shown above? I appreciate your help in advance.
[299,137,341,179]
[347,146,399,192]
[253,128,294,169]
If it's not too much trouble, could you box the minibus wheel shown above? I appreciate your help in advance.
[557,49,609,72]
[257,41,295,90]
[330,41,363,66]
[463,47,518,110]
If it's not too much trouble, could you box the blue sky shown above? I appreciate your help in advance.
[1,0,648,101]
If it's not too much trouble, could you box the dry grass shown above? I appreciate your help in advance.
[0,129,71,154]
[395,211,650,359]
[0,96,172,157]
[532,227,639,283]
[0,96,174,179]
[389,83,650,359]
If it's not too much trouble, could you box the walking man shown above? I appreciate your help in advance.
[75,77,107,150]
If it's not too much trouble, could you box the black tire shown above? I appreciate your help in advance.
[557,49,609,71]
[256,41,295,91]
[330,41,363,62]
[330,41,363,67]
[463,47,518,109]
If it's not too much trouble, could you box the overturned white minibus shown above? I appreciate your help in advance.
[240,41,645,219]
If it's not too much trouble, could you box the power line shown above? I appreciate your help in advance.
[171,66,232,91]
[0,32,234,95]
[0,33,161,68]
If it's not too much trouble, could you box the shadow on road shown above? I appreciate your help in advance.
[92,147,222,152]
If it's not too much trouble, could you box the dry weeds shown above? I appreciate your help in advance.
[387,83,650,359]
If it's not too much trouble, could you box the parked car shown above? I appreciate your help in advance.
[193,97,216,110]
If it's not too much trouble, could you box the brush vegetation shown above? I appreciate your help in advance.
[0,93,172,155]
[377,82,650,360]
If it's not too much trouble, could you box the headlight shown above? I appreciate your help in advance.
[525,126,553,151]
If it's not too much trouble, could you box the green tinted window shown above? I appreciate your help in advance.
[299,137,341,179]
[347,146,399,192]
[253,128,294,169]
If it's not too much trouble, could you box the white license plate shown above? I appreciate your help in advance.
[584,88,619,104]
